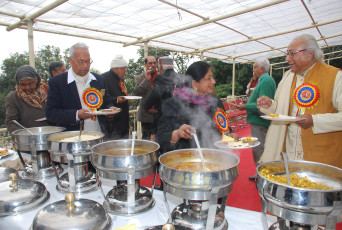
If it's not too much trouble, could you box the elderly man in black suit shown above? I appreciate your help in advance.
[46,42,115,132]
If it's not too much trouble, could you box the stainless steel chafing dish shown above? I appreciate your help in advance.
[159,148,239,230]
[0,173,49,216]
[47,131,104,194]
[256,160,342,229]
[12,126,66,179]
[91,139,160,215]
[31,193,111,230]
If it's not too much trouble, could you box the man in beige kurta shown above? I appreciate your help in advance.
[257,34,342,169]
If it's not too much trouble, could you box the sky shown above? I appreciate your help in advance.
[0,27,140,73]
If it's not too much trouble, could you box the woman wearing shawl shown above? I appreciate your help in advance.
[156,61,239,154]
[5,65,50,134]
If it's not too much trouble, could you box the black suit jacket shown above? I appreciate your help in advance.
[46,71,113,131]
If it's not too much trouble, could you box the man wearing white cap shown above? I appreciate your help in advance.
[101,55,129,139]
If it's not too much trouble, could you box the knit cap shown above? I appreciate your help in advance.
[110,55,128,68]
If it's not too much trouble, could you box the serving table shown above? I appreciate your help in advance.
[0,152,276,230]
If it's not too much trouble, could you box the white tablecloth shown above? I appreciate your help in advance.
[0,152,276,230]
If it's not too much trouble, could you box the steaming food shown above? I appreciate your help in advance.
[168,162,226,172]
[96,147,152,156]
[259,166,333,190]
[60,134,101,142]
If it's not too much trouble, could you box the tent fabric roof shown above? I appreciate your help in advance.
[0,0,341,63]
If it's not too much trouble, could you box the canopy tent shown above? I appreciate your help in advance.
[1,0,342,95]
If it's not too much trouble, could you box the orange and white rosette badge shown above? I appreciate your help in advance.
[213,108,229,133]
[293,82,320,115]
[119,81,127,95]
[82,87,103,120]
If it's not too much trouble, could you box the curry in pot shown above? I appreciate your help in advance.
[259,166,333,190]
[168,162,226,172]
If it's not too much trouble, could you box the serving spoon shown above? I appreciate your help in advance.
[12,120,34,135]
[130,131,136,156]
[192,132,207,171]
[280,152,291,186]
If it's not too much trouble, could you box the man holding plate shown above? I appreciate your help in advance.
[237,58,276,181]
[46,43,115,132]
[101,55,130,139]
[257,34,342,169]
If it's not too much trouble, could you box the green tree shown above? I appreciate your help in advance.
[35,45,64,80]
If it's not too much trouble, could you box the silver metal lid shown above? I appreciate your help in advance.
[0,173,50,216]
[32,193,112,230]
[0,167,19,182]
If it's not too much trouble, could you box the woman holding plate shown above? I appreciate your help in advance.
[156,61,239,154]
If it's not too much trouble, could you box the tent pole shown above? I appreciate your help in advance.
[144,42,148,58]
[232,58,236,97]
[27,20,35,68]
[270,64,273,76]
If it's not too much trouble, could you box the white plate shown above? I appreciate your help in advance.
[85,108,121,115]
[0,149,13,159]
[123,96,142,100]
[261,115,304,122]
[214,140,260,150]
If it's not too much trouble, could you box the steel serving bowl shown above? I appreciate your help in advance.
[159,148,239,200]
[47,131,104,163]
[91,139,159,180]
[256,160,342,214]
[12,126,66,151]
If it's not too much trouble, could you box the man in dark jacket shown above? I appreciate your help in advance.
[46,42,115,132]
[101,55,129,139]
[144,56,177,132]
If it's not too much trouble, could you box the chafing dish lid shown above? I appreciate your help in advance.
[0,167,19,182]
[0,174,49,216]
[31,193,111,230]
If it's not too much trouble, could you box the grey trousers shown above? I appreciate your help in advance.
[251,124,268,167]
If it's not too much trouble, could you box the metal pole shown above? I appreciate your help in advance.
[144,42,148,58]
[232,58,236,96]
[27,20,35,68]
[270,64,273,76]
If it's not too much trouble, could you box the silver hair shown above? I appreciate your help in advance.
[255,58,270,72]
[69,42,89,58]
[293,34,324,63]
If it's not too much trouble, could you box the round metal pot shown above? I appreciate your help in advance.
[31,193,111,230]
[47,131,104,163]
[12,126,66,152]
[159,148,239,200]
[256,160,342,215]
[91,139,159,180]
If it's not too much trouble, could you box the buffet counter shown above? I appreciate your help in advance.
[0,152,276,230]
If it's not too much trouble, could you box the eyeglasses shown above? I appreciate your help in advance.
[147,62,156,65]
[74,59,93,65]
[286,49,307,58]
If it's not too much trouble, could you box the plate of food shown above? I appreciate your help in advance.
[214,137,260,150]
[85,108,121,115]
[123,96,142,100]
[0,149,13,159]
[261,113,305,122]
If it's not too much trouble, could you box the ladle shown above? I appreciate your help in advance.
[192,132,206,170]
[130,131,136,156]
[280,152,291,186]
[78,119,84,142]
[12,120,34,135]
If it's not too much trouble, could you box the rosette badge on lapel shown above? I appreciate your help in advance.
[293,82,320,116]
[83,87,103,120]
[213,108,230,133]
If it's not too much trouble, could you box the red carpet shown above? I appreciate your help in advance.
[140,124,262,212]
